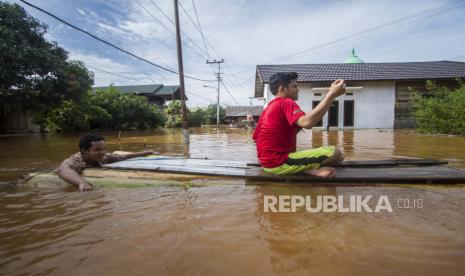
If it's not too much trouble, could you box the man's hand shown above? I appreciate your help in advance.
[78,181,93,192]
[139,150,155,156]
[327,79,346,99]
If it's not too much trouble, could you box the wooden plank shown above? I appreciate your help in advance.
[245,166,465,184]
[104,162,465,184]
[110,158,250,169]
[22,165,465,187]
[246,159,448,168]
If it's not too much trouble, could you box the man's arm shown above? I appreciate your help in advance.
[109,151,155,162]
[56,164,92,192]
[297,79,346,129]
[121,151,154,160]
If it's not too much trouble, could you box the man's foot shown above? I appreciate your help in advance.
[304,166,336,178]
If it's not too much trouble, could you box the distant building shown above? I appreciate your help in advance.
[224,106,263,126]
[254,49,465,129]
[92,84,184,109]
[0,111,41,134]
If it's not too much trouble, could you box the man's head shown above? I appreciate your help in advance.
[269,72,299,100]
[79,134,106,163]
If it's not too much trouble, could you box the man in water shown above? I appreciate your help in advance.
[57,134,154,192]
[253,72,346,177]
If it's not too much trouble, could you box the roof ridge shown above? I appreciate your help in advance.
[257,60,465,66]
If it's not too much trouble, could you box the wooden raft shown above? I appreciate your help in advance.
[102,157,465,184]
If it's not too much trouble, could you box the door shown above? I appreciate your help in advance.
[312,101,323,127]
[328,101,339,127]
[344,100,354,127]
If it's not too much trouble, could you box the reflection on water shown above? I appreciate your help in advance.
[1,128,465,275]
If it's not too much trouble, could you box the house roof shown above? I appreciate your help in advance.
[225,106,263,117]
[254,61,465,97]
[154,85,180,96]
[93,84,163,94]
[92,84,185,100]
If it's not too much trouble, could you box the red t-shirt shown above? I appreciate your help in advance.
[253,97,305,168]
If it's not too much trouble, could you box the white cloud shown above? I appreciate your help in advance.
[22,0,465,107]
[76,8,86,16]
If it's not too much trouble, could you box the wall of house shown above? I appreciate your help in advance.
[0,112,41,133]
[296,81,396,129]
[352,81,396,129]
[394,80,461,128]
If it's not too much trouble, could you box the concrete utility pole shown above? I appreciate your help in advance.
[174,0,189,143]
[206,59,224,129]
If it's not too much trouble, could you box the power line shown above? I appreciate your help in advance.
[144,0,220,87]
[267,0,465,64]
[186,90,215,103]
[87,65,214,103]
[133,0,207,60]
[178,0,210,59]
[233,0,465,78]
[189,0,210,59]
[86,65,181,83]
[145,0,209,59]
[178,0,250,97]
[220,79,240,105]
[19,0,215,82]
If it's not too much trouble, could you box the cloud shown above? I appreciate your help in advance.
[17,0,465,107]
[76,8,85,16]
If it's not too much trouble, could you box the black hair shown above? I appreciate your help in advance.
[269,72,298,95]
[79,134,105,151]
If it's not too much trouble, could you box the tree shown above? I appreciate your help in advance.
[188,108,205,127]
[0,3,93,122]
[204,104,225,125]
[411,80,465,135]
[44,87,164,133]
[87,87,164,130]
[164,100,182,128]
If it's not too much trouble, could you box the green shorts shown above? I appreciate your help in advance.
[263,146,335,175]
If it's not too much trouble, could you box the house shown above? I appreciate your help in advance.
[92,84,184,109]
[224,106,263,126]
[0,111,41,133]
[254,50,465,129]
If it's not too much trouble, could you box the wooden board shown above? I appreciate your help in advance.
[246,159,448,167]
[103,157,465,184]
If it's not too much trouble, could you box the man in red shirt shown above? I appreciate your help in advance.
[253,72,345,177]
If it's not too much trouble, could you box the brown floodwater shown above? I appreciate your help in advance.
[1,128,465,275]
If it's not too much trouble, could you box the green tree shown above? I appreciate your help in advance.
[411,80,465,135]
[88,87,164,130]
[0,3,93,123]
[44,87,164,133]
[188,108,205,127]
[164,100,182,128]
[203,104,225,125]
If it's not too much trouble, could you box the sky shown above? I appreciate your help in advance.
[9,0,465,107]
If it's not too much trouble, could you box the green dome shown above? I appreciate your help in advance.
[345,48,365,63]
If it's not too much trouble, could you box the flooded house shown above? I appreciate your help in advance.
[254,50,465,129]
[92,84,183,110]
[224,106,263,127]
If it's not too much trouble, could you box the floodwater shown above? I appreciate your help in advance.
[1,128,465,275]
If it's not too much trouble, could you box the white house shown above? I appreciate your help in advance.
[254,51,465,129]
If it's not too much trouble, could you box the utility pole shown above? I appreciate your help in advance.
[206,59,224,129]
[174,0,189,143]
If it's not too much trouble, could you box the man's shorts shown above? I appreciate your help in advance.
[263,146,335,175]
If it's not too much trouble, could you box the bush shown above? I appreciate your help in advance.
[44,87,164,133]
[188,108,205,127]
[411,80,465,135]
